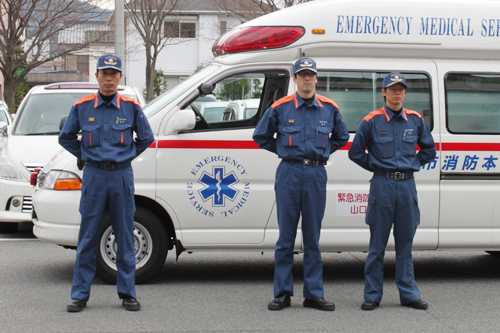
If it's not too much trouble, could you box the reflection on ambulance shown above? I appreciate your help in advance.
[32,0,500,284]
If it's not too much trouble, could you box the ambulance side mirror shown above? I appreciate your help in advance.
[198,84,214,96]
[166,109,196,134]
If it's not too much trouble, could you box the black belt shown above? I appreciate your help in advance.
[86,161,131,171]
[283,159,327,166]
[374,170,413,180]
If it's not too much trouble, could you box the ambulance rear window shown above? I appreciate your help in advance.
[316,71,432,132]
[445,73,500,134]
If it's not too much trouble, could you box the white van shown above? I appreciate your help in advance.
[33,0,500,283]
[0,82,145,233]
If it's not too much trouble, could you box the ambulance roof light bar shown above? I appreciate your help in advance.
[212,26,305,57]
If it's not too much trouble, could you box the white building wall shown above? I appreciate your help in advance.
[126,12,242,96]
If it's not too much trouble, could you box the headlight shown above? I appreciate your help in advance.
[0,154,27,181]
[39,170,82,190]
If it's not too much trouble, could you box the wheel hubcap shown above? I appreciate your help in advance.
[100,222,153,271]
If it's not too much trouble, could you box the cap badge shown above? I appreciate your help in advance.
[104,57,117,65]
[390,74,403,82]
[300,59,313,68]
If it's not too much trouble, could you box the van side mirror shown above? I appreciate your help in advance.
[198,84,214,96]
[59,116,68,131]
[0,121,8,136]
[166,109,196,134]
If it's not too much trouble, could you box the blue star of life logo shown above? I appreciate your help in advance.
[198,166,239,207]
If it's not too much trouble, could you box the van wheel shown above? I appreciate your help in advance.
[96,207,169,284]
[485,251,500,257]
[0,222,18,233]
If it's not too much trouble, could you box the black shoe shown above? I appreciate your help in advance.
[67,298,86,312]
[122,296,141,311]
[268,293,291,311]
[303,297,335,311]
[361,300,379,310]
[403,299,428,310]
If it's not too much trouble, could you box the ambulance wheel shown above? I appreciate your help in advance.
[96,207,169,284]
[486,251,500,257]
[0,222,18,233]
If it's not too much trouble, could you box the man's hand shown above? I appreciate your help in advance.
[77,158,85,170]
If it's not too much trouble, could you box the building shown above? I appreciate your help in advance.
[125,0,245,93]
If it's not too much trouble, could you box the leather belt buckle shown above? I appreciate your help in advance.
[393,172,405,180]
[303,159,312,166]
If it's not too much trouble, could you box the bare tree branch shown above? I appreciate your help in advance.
[125,0,182,100]
[0,0,110,110]
[209,0,313,22]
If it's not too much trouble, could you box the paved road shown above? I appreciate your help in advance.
[1,232,499,332]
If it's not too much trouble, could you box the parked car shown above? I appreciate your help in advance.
[0,82,144,233]
[198,101,230,122]
[0,104,13,152]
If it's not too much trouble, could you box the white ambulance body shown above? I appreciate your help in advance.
[32,0,500,283]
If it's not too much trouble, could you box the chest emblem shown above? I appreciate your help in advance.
[381,131,387,135]
[288,119,295,124]
[116,117,127,125]
[88,117,95,122]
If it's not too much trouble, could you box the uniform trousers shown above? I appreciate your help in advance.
[274,160,327,299]
[71,164,137,301]
[364,175,421,304]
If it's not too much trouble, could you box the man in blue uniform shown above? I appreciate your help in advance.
[60,54,154,312]
[253,57,349,311]
[349,72,436,311]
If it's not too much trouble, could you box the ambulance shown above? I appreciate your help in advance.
[32,0,500,283]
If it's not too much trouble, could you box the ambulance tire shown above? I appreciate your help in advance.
[96,207,169,284]
[485,251,500,257]
[0,222,18,233]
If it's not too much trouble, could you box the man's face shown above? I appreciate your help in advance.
[293,70,317,97]
[95,68,123,96]
[382,83,406,108]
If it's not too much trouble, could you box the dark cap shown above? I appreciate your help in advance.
[294,57,317,75]
[96,54,122,72]
[383,72,407,89]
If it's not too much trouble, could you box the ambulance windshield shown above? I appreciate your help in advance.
[143,65,220,119]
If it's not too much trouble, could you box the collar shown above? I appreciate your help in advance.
[384,104,408,121]
[295,92,321,109]
[95,92,121,108]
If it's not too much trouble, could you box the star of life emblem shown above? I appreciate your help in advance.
[198,166,239,207]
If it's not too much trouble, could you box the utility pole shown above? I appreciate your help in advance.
[115,0,126,84]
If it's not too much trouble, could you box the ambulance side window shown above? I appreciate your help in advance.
[315,71,433,132]
[188,70,289,131]
[445,73,500,134]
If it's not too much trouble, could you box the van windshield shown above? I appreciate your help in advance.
[13,92,137,135]
[143,65,220,118]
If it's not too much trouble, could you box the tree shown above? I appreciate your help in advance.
[0,0,109,111]
[125,0,181,100]
[143,69,167,100]
[218,78,250,101]
[211,0,313,22]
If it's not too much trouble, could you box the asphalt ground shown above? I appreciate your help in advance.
[1,227,499,333]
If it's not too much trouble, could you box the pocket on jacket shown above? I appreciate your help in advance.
[81,125,101,148]
[111,124,133,146]
[279,126,300,147]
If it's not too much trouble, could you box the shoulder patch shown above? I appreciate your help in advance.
[118,93,141,107]
[316,94,339,109]
[405,109,424,120]
[73,93,97,107]
[363,109,386,122]
[271,94,296,109]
